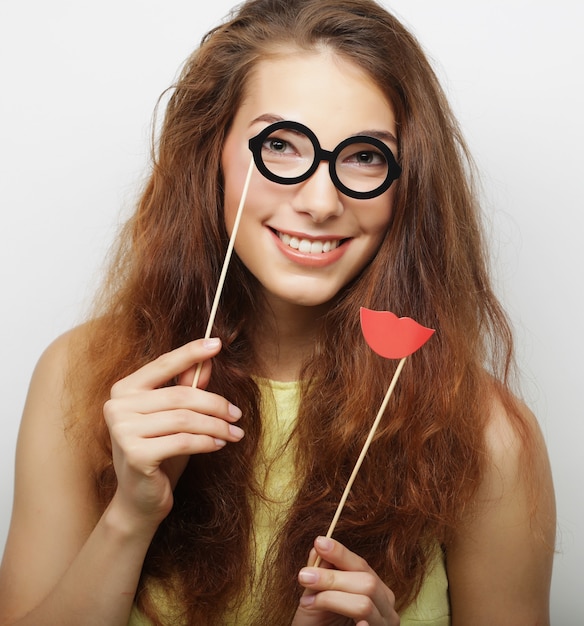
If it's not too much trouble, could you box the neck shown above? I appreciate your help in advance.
[252,297,328,382]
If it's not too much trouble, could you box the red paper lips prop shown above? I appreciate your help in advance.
[360,307,435,359]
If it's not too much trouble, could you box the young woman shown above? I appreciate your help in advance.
[0,1,555,624]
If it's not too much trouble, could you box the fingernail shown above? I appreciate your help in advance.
[203,338,221,349]
[214,438,227,447]
[228,403,242,419]
[298,569,318,584]
[229,425,245,439]
[299,594,315,608]
[315,536,333,551]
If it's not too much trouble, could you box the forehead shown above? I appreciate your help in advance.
[237,49,397,143]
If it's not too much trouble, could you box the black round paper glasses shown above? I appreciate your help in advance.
[248,120,401,200]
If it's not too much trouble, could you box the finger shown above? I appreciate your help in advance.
[104,385,242,423]
[177,357,212,388]
[312,536,370,573]
[121,431,232,466]
[110,409,245,444]
[306,547,333,569]
[298,566,379,598]
[300,548,332,600]
[111,338,222,395]
[302,537,396,617]
[298,589,381,624]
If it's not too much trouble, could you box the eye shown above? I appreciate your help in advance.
[264,138,291,154]
[348,150,386,166]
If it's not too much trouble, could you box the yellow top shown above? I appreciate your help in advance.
[128,379,450,625]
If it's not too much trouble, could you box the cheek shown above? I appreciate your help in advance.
[226,174,287,236]
[360,190,395,237]
[223,174,258,235]
[221,142,254,234]
[222,177,239,235]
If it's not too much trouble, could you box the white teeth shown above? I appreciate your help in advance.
[299,239,312,253]
[277,231,340,254]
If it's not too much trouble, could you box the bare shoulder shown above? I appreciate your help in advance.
[446,387,556,626]
[0,325,101,619]
[481,392,550,493]
[15,324,95,465]
[15,326,96,464]
[27,326,81,393]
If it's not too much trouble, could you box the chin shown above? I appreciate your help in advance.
[287,288,342,309]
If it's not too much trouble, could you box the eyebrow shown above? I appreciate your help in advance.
[358,129,398,145]
[250,114,398,145]
[251,113,285,126]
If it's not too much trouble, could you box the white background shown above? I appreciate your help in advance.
[1,1,582,623]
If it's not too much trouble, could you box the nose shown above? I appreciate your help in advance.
[290,162,344,222]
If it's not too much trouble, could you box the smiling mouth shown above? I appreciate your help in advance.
[275,230,343,254]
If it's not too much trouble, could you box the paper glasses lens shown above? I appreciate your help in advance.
[335,142,390,194]
[259,128,315,179]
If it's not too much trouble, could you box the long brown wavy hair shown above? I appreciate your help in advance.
[68,0,537,623]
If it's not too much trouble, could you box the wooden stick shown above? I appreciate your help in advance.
[313,356,407,567]
[192,155,255,389]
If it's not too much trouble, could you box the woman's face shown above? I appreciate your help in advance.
[221,49,398,311]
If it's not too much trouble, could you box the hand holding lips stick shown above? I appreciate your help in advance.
[312,308,435,567]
